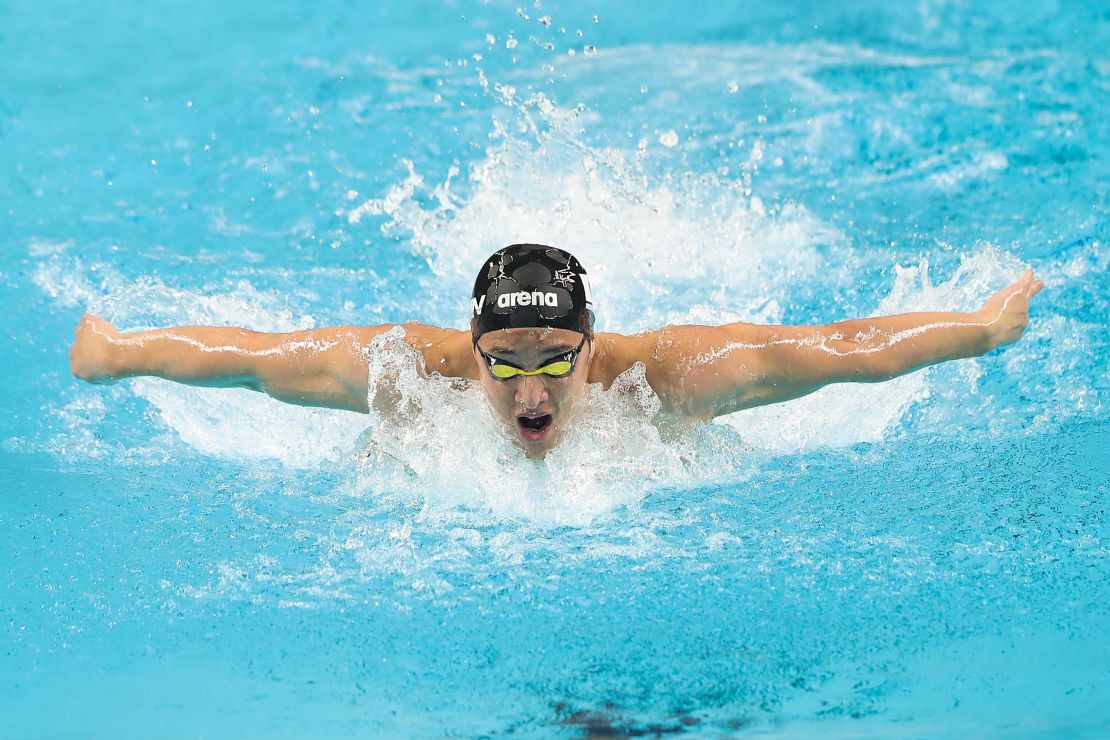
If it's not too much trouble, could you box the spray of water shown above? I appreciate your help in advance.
[30,48,1090,526]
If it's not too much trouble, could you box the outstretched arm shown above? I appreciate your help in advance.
[69,313,468,413]
[643,269,1045,420]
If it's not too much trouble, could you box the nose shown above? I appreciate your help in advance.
[515,374,549,411]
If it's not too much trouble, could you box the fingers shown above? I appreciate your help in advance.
[1017,268,1043,298]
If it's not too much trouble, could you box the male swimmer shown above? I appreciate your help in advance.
[70,244,1043,458]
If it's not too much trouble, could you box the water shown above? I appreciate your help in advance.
[2,0,1108,736]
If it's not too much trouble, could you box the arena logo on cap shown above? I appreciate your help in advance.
[498,291,559,309]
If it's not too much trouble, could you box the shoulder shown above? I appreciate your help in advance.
[590,325,743,372]
[588,323,772,417]
[587,326,724,386]
[372,323,478,380]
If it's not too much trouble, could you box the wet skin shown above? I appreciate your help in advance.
[472,327,594,458]
[69,270,1044,458]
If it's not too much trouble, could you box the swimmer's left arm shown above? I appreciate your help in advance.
[645,270,1044,419]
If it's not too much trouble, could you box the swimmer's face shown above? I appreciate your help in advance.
[472,327,593,458]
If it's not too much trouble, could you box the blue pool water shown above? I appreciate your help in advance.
[2,0,1108,736]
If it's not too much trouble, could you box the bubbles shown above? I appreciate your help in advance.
[658,129,679,147]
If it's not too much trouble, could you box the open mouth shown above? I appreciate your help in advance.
[516,413,553,442]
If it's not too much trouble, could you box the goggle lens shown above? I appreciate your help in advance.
[488,360,573,379]
[478,336,586,381]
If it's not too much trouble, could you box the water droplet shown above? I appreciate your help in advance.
[592,14,599,23]
[726,81,739,93]
[542,41,554,50]
[658,130,678,147]
[150,159,157,166]
[506,35,518,49]
[485,33,496,45]
[583,44,597,57]
[640,85,648,94]
[346,189,358,200]
[538,15,551,26]
[567,49,576,56]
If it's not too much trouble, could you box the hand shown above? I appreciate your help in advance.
[70,313,123,384]
[977,269,1044,350]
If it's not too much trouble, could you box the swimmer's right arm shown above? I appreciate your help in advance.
[69,313,469,413]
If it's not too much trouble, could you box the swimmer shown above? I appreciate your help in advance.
[69,244,1043,458]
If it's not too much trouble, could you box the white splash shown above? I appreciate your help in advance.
[350,327,744,526]
[31,79,1084,523]
[349,91,847,334]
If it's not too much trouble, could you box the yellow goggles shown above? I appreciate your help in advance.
[477,336,586,381]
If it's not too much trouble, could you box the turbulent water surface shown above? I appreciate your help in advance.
[1,0,1108,736]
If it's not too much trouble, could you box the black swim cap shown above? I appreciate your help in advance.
[471,244,594,340]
